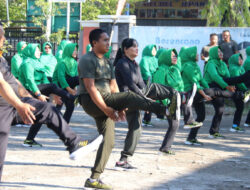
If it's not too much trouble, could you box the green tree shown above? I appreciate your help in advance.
[0,0,26,26]
[81,0,142,20]
[202,0,250,27]
[31,0,66,43]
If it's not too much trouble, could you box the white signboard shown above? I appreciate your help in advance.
[130,26,250,73]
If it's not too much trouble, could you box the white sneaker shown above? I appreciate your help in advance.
[187,83,197,107]
[185,139,203,146]
[208,134,216,139]
[244,123,250,127]
[230,126,244,133]
[69,135,103,160]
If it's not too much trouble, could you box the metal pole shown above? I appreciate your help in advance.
[46,0,52,41]
[6,0,9,25]
[66,2,70,40]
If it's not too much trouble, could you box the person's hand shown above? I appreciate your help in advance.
[118,109,127,121]
[16,103,36,124]
[68,88,77,96]
[204,95,212,101]
[53,94,62,105]
[38,94,49,102]
[226,85,236,92]
[103,106,119,121]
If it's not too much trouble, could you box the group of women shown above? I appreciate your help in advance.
[9,36,250,171]
[11,40,79,147]
[113,37,250,170]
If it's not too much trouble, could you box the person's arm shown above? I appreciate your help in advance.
[0,72,36,124]
[206,62,229,89]
[233,41,239,53]
[15,79,32,98]
[200,77,209,89]
[110,79,119,93]
[83,78,118,121]
[22,63,48,101]
[201,47,206,60]
[230,68,248,91]
[183,64,202,90]
[140,58,151,81]
[57,62,76,95]
[198,89,212,101]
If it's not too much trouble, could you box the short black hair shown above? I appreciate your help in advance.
[89,28,107,47]
[210,33,218,38]
[222,30,230,34]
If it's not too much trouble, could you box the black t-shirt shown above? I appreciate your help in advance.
[0,56,20,106]
[115,56,145,97]
[219,40,238,64]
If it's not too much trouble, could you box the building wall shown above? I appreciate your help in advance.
[134,0,207,26]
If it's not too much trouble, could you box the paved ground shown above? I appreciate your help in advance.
[0,105,250,190]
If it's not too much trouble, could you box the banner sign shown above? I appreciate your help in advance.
[130,26,250,73]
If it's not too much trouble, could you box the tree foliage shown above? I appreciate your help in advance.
[202,0,250,27]
[81,0,142,20]
[0,0,27,26]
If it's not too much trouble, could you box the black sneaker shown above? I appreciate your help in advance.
[69,135,103,160]
[22,140,43,147]
[114,161,137,171]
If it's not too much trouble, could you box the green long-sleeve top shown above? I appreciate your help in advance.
[53,43,78,89]
[229,53,248,91]
[243,46,250,71]
[152,48,184,105]
[140,44,158,81]
[19,44,49,93]
[203,46,230,89]
[180,46,209,92]
[40,42,57,77]
[153,48,184,92]
[11,41,26,78]
[55,40,71,64]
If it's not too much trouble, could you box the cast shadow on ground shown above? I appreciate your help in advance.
[0,181,82,189]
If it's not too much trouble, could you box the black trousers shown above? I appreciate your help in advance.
[79,83,175,179]
[246,111,250,124]
[208,72,250,134]
[26,83,75,141]
[56,76,79,117]
[120,83,176,160]
[142,82,168,123]
[159,119,180,151]
[184,88,244,138]
[65,76,79,89]
[120,109,142,159]
[233,93,244,126]
[0,97,81,182]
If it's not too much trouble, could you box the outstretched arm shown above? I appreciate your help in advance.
[0,73,36,124]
